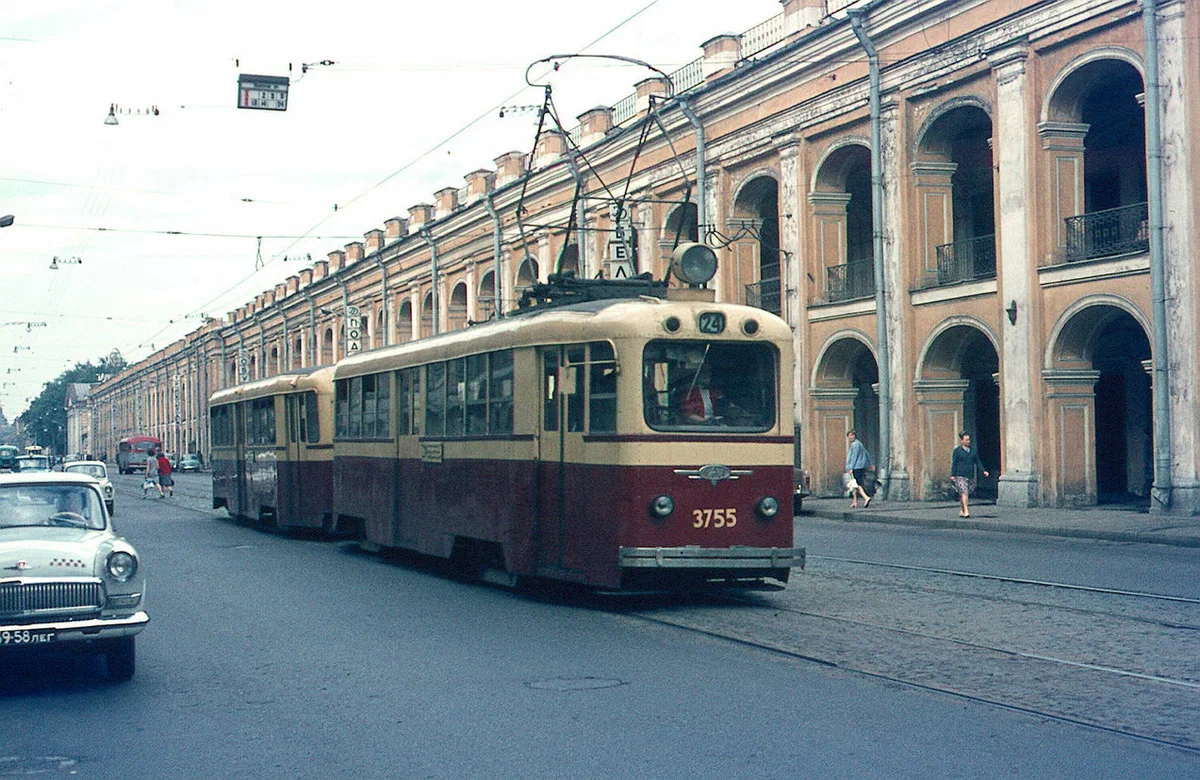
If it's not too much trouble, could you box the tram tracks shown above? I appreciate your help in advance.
[609,560,1200,753]
[624,606,1200,755]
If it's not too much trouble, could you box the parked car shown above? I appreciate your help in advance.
[794,467,811,514]
[177,453,201,472]
[63,460,116,516]
[0,472,148,681]
[12,455,51,473]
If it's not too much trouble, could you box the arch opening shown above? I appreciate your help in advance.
[732,176,781,315]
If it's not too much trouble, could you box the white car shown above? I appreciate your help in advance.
[0,472,149,681]
[63,460,116,516]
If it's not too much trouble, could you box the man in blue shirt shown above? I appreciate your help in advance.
[845,430,874,508]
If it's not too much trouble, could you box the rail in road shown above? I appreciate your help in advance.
[613,555,1200,754]
[108,472,1200,754]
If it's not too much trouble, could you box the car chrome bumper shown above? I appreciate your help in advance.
[0,612,149,644]
[619,546,805,569]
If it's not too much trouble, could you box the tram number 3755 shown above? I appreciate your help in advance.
[692,508,737,528]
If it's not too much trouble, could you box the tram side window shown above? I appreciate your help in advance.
[488,351,513,435]
[565,346,586,432]
[246,398,275,445]
[349,377,363,437]
[425,363,446,437]
[589,342,617,433]
[336,381,349,438]
[446,359,466,437]
[397,369,418,436]
[211,406,234,446]
[304,391,320,443]
[465,354,488,436]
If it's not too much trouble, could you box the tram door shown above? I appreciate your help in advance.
[234,402,248,519]
[282,393,304,522]
[536,346,588,574]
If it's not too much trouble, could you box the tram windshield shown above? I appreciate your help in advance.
[643,341,776,431]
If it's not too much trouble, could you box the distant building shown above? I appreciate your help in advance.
[65,383,93,458]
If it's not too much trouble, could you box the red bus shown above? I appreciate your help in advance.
[117,436,162,474]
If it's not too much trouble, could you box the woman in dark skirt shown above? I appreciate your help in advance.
[951,432,989,517]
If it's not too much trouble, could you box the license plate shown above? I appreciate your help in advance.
[1,629,57,645]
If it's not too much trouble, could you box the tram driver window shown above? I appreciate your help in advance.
[642,341,776,431]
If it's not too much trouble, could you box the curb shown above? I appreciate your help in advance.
[803,508,1200,549]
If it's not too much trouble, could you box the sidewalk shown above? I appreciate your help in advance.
[801,495,1200,548]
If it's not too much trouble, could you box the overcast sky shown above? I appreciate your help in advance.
[0,0,781,417]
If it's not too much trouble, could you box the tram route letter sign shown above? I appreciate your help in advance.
[237,74,289,111]
[345,305,362,355]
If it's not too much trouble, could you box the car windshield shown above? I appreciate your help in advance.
[642,340,777,431]
[66,464,107,479]
[0,483,106,530]
[14,456,51,471]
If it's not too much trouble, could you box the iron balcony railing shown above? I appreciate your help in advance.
[935,234,997,285]
[826,259,875,303]
[745,277,782,316]
[1064,202,1149,262]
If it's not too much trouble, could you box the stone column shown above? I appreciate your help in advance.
[778,135,805,431]
[913,379,969,499]
[881,97,910,500]
[808,387,859,496]
[909,161,957,286]
[1157,0,1200,514]
[990,44,1039,507]
[1042,369,1100,507]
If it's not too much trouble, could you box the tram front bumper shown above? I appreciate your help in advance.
[618,546,805,570]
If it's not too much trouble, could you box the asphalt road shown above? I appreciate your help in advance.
[1,472,1196,778]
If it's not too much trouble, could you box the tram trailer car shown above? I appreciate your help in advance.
[331,288,803,590]
[209,367,335,530]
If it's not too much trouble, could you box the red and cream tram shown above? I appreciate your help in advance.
[209,367,335,530]
[331,280,803,589]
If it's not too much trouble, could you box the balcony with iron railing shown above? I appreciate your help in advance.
[745,277,782,315]
[1063,202,1149,262]
[826,259,875,303]
[935,234,996,285]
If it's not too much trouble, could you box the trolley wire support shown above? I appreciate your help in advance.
[511,53,700,297]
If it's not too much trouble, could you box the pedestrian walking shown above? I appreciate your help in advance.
[157,451,175,497]
[143,449,163,498]
[845,430,874,508]
[951,431,989,517]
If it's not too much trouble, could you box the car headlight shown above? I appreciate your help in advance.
[649,495,675,518]
[107,551,138,581]
[756,496,780,519]
[104,485,114,496]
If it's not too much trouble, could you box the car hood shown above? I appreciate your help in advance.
[0,527,111,576]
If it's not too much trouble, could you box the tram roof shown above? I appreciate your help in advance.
[210,365,334,405]
[337,295,791,380]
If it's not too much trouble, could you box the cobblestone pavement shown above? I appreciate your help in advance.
[623,556,1200,750]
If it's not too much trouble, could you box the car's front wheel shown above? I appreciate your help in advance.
[105,636,136,681]
[107,502,115,516]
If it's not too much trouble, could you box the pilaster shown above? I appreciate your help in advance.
[990,44,1038,508]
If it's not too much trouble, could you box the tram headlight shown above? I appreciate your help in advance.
[756,496,781,519]
[670,243,718,286]
[649,495,675,519]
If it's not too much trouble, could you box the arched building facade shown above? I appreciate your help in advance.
[88,0,1200,514]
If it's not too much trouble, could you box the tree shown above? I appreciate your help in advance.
[17,352,127,455]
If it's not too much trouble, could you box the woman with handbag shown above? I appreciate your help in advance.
[845,430,874,508]
[951,432,989,517]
